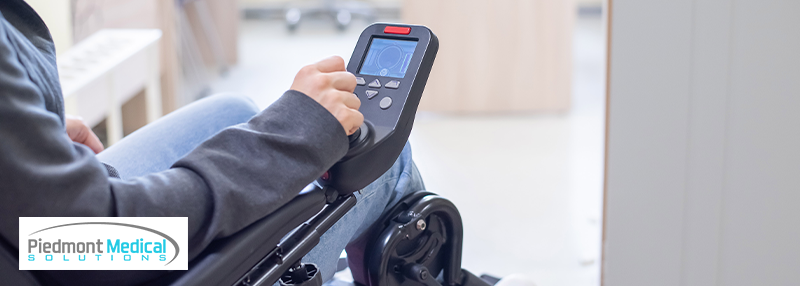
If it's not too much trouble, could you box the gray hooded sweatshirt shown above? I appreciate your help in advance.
[0,1,348,285]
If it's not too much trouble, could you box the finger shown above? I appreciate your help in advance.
[72,124,104,154]
[346,110,365,135]
[65,116,84,141]
[328,71,357,92]
[339,90,361,110]
[84,131,105,154]
[315,56,346,73]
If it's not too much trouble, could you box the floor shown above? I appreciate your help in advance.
[210,14,606,286]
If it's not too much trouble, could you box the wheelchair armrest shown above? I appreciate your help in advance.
[150,187,327,286]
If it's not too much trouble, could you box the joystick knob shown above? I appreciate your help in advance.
[348,122,369,149]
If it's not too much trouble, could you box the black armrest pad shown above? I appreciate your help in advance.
[149,188,326,286]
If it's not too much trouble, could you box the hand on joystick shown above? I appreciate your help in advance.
[290,56,364,135]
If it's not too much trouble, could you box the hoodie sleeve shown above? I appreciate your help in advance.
[0,17,349,260]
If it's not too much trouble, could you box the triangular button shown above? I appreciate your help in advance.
[368,79,382,88]
[385,80,400,89]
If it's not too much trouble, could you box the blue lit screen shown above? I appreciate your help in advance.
[359,38,418,78]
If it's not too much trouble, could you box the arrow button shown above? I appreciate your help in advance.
[368,79,381,88]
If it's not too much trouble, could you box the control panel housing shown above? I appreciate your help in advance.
[327,23,438,193]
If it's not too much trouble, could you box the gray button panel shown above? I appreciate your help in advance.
[379,97,392,109]
[356,77,366,86]
[385,80,400,89]
[368,79,381,88]
[365,90,378,99]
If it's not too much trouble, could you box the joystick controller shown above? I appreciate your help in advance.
[323,23,438,194]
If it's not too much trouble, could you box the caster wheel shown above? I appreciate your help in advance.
[286,8,301,32]
[336,10,351,31]
[279,263,322,286]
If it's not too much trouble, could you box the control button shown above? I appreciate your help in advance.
[379,97,392,109]
[368,79,381,88]
[356,77,366,86]
[384,26,411,35]
[385,80,400,89]
[365,90,378,99]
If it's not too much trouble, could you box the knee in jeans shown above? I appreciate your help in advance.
[205,93,259,115]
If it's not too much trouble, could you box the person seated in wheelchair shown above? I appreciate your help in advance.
[0,1,425,285]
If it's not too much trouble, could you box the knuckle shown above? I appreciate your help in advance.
[305,64,319,73]
[299,65,315,76]
[320,90,335,104]
[356,111,364,122]
[339,110,351,122]
[339,91,351,101]
[346,74,357,87]
[313,74,331,90]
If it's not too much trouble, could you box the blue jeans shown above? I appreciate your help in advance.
[96,94,425,282]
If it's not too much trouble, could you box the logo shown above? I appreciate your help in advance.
[19,217,188,270]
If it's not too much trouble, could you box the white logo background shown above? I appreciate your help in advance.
[19,217,188,270]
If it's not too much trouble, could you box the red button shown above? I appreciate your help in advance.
[384,26,411,35]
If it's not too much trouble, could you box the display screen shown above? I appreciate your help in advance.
[359,38,418,78]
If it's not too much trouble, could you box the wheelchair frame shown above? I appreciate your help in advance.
[151,184,490,286]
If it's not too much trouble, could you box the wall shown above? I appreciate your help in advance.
[403,0,574,113]
[603,1,800,285]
